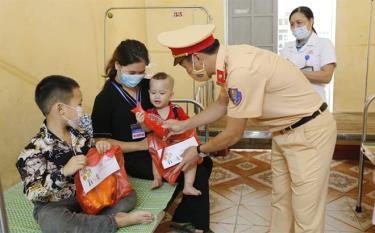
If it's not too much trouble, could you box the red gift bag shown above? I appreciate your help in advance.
[147,129,203,185]
[131,103,169,138]
[74,146,133,215]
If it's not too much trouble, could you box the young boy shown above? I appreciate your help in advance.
[16,75,153,233]
[135,72,202,196]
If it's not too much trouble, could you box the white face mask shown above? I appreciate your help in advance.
[292,26,311,40]
[62,104,84,129]
[191,56,210,82]
[119,72,145,88]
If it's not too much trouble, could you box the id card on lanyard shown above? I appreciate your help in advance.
[111,81,146,139]
[130,123,146,139]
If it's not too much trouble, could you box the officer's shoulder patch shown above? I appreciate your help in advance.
[228,88,242,106]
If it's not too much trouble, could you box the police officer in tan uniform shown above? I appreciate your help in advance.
[158,24,336,233]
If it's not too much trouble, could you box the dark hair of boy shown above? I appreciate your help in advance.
[151,72,174,88]
[104,39,150,80]
[35,75,79,116]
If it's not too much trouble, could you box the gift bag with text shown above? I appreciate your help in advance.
[74,146,133,215]
[147,129,203,185]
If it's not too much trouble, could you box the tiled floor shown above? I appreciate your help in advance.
[155,149,375,233]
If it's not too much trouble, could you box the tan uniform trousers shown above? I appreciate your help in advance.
[270,110,337,233]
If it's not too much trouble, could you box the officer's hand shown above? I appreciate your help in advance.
[95,140,111,154]
[135,112,145,123]
[163,119,188,137]
[173,146,199,174]
[63,155,87,176]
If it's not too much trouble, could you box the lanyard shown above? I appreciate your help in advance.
[111,81,141,107]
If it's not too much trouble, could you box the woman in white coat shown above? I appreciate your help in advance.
[281,6,336,102]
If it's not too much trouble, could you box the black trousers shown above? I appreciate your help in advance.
[124,151,155,179]
[124,152,213,231]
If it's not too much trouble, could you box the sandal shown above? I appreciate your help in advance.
[204,229,215,233]
[169,222,195,233]
[169,222,215,233]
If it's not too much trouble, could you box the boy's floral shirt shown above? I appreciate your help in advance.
[16,121,92,202]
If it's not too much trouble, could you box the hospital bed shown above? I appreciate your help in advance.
[356,94,375,213]
[0,178,9,233]
[0,99,207,233]
[1,178,175,233]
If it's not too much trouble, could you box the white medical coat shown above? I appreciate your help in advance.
[280,33,336,101]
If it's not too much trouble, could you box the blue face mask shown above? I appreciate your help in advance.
[292,26,311,40]
[119,72,145,88]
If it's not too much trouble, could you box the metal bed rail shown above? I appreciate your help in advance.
[104,6,213,104]
[104,6,212,66]
[0,177,9,233]
[171,99,209,143]
[356,94,375,212]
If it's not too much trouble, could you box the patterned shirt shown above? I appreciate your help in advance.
[16,121,92,202]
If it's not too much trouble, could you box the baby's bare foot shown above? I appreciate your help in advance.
[150,179,163,190]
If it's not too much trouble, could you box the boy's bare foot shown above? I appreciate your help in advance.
[150,179,163,190]
[114,211,153,227]
[182,185,201,196]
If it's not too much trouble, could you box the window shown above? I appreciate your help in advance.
[226,0,277,52]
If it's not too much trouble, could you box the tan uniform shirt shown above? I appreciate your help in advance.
[216,45,323,132]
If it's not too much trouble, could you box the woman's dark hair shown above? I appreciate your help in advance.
[104,39,150,80]
[185,39,220,62]
[289,6,317,34]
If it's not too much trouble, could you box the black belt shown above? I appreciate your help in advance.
[278,103,328,134]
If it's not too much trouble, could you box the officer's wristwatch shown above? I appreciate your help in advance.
[196,144,207,158]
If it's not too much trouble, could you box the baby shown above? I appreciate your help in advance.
[136,72,201,196]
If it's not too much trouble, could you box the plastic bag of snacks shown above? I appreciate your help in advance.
[75,146,133,214]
